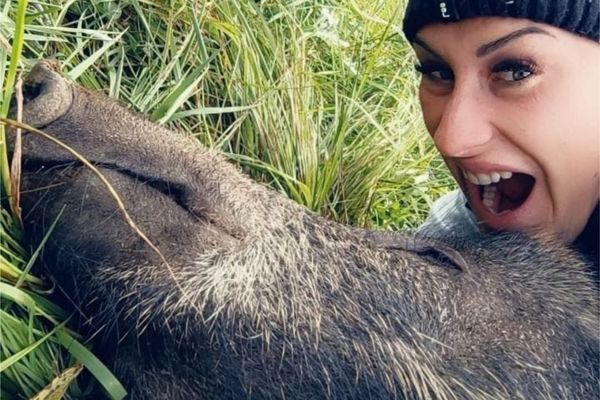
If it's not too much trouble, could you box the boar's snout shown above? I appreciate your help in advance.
[15,60,73,129]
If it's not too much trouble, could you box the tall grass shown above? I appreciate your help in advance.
[0,0,455,398]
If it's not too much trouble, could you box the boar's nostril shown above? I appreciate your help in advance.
[23,82,42,104]
[16,60,73,128]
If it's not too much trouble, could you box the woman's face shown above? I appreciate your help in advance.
[414,17,600,242]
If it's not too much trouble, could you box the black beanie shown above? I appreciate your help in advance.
[402,0,600,43]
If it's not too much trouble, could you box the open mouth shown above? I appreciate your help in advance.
[463,170,535,215]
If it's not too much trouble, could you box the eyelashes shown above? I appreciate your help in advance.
[490,58,538,82]
[414,58,539,83]
[414,61,454,81]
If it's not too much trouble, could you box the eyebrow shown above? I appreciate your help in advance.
[475,26,555,57]
[413,26,556,60]
[413,37,443,60]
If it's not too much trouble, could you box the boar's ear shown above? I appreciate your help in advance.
[17,60,73,128]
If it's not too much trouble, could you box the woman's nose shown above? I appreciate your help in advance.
[431,84,494,158]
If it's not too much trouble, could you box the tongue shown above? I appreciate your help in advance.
[495,173,535,212]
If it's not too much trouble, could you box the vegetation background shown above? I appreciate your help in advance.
[0,0,455,398]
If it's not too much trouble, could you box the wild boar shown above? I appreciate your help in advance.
[10,61,599,399]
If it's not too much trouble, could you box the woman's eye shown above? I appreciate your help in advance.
[415,62,454,82]
[491,59,537,82]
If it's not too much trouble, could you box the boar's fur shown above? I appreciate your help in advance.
[11,61,599,399]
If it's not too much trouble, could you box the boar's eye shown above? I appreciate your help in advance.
[361,231,468,273]
[413,245,468,273]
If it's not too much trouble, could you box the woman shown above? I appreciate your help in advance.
[402,0,599,268]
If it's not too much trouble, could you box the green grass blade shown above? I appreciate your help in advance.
[15,207,64,289]
[150,50,219,124]
[66,30,126,81]
[0,319,67,373]
[0,0,28,198]
[54,330,127,400]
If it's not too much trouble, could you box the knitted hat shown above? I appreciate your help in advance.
[402,0,600,43]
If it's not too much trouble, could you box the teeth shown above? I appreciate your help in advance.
[476,173,491,185]
[464,171,479,185]
[462,170,514,186]
[482,185,497,211]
